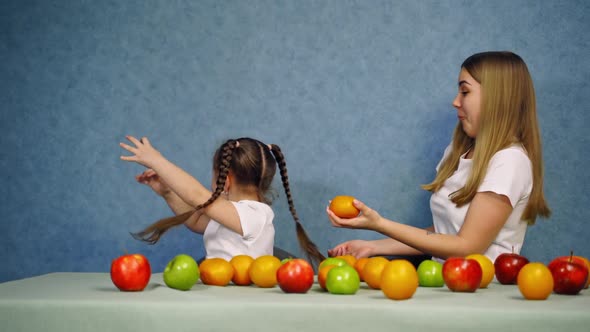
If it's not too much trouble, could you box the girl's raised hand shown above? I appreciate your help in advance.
[135,169,171,197]
[119,136,162,168]
[326,199,382,230]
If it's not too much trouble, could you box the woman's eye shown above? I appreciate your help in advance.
[461,91,468,96]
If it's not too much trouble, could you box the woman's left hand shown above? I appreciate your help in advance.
[119,136,163,168]
[326,199,382,230]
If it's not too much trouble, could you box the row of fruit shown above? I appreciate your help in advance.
[110,250,589,301]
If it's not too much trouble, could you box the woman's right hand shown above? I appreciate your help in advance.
[135,169,171,197]
[328,240,375,259]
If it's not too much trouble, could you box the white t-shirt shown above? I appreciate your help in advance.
[203,200,275,260]
[430,144,533,263]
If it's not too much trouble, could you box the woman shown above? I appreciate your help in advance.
[327,51,551,263]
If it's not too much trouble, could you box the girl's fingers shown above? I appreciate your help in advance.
[141,137,151,147]
[120,155,136,162]
[126,135,142,147]
[119,142,137,153]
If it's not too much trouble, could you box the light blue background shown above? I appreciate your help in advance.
[1,0,589,282]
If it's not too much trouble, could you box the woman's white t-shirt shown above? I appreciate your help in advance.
[203,200,275,260]
[430,144,533,263]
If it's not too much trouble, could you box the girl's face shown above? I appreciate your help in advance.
[452,68,482,138]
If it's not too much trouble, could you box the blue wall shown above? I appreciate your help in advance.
[1,0,589,282]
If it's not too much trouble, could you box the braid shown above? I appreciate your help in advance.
[269,144,326,268]
[132,140,238,244]
[195,139,236,210]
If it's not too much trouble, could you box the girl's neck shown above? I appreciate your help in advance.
[227,186,260,202]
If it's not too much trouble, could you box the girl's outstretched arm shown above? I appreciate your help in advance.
[120,135,243,235]
[135,168,194,215]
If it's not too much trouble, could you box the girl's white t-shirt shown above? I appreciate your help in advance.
[203,200,275,260]
[430,144,533,263]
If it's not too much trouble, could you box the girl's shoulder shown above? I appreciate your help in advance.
[233,200,273,213]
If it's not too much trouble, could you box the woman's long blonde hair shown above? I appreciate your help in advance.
[422,51,550,224]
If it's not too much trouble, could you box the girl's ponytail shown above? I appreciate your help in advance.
[269,144,326,267]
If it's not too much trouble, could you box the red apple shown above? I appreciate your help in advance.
[494,252,529,284]
[548,254,589,295]
[442,257,482,292]
[276,258,314,293]
[110,253,151,291]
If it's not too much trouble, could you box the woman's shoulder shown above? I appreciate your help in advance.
[492,144,530,162]
[489,144,532,173]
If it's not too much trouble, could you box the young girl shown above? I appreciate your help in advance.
[120,136,325,266]
[327,51,551,263]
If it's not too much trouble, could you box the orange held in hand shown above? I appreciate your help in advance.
[329,195,360,218]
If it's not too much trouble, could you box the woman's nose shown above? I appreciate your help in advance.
[452,94,461,109]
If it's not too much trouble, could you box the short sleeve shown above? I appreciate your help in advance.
[478,148,533,207]
[231,201,272,240]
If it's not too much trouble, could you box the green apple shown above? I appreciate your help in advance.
[163,254,200,291]
[280,258,293,264]
[417,259,444,287]
[326,265,360,295]
[319,257,348,270]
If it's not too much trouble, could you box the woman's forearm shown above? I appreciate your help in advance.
[373,221,473,259]
[369,226,433,256]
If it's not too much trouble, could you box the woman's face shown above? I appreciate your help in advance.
[452,68,482,138]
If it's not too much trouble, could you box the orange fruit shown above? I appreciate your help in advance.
[249,255,282,288]
[380,259,419,300]
[329,196,360,218]
[199,258,234,286]
[363,256,389,289]
[517,262,554,300]
[466,254,495,288]
[230,255,254,286]
[335,255,357,267]
[575,256,590,289]
[318,264,337,290]
[354,257,370,281]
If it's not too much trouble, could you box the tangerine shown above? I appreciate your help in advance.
[363,256,389,289]
[466,254,495,288]
[199,258,234,286]
[318,264,337,290]
[230,255,254,286]
[354,257,370,281]
[517,262,554,300]
[249,255,281,288]
[335,255,357,267]
[329,196,360,218]
[380,259,419,300]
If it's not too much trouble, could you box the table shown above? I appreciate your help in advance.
[1,273,588,331]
